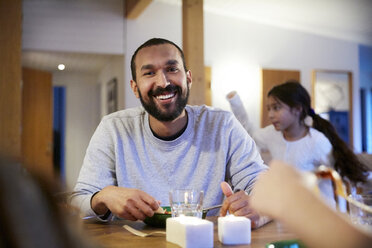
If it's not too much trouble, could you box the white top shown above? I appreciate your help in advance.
[227,92,333,171]
[253,125,333,171]
[227,93,347,211]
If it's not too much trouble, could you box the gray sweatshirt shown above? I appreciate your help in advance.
[71,105,267,218]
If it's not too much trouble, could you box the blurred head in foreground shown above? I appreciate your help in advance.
[0,157,97,248]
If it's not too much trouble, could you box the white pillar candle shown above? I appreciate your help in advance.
[218,215,251,245]
[166,216,214,248]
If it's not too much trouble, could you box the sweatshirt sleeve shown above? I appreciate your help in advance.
[227,92,273,154]
[225,113,268,194]
[69,117,118,219]
[251,126,271,152]
[226,92,253,133]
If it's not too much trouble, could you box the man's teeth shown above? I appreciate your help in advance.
[156,93,175,100]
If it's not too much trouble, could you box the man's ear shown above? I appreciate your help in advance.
[186,70,192,89]
[130,80,140,98]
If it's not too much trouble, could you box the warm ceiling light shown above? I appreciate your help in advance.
[58,64,65,70]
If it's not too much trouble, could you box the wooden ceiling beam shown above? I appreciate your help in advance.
[125,0,152,19]
[182,0,206,105]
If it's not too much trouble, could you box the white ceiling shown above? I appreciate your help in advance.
[158,0,372,45]
[201,0,372,45]
[22,0,372,74]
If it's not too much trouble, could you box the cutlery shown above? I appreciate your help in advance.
[202,204,222,212]
[123,225,166,237]
[81,214,105,220]
[202,204,223,217]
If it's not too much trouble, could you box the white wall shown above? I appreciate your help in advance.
[124,1,182,108]
[22,0,124,54]
[124,1,362,151]
[53,73,101,190]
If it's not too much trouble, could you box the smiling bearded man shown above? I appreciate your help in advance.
[70,38,269,229]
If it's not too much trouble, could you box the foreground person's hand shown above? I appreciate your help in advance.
[250,160,302,218]
[91,186,160,221]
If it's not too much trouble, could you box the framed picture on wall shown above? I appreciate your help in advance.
[312,70,353,146]
[107,78,118,114]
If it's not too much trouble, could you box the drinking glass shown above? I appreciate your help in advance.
[349,194,372,228]
[169,189,204,218]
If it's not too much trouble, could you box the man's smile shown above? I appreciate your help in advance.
[155,92,176,100]
[151,84,179,104]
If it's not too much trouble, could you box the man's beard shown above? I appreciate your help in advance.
[138,83,189,122]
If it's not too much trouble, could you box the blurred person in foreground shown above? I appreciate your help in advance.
[250,160,372,248]
[0,156,97,248]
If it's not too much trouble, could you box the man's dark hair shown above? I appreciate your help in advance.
[130,38,187,82]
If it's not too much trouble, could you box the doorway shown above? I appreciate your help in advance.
[53,86,66,184]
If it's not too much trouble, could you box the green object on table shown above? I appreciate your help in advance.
[143,206,210,227]
[143,206,172,228]
[265,239,307,248]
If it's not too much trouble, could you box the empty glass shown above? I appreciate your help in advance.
[169,189,204,218]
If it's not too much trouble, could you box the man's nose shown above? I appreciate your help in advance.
[155,71,170,88]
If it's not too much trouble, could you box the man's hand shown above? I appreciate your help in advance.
[220,182,261,228]
[91,186,160,221]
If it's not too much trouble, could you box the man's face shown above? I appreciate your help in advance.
[131,44,192,122]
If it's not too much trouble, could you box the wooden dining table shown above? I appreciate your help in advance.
[82,216,299,247]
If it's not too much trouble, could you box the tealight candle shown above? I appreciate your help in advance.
[218,214,251,245]
[166,216,213,248]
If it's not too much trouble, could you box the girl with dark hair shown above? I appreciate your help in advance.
[227,81,368,209]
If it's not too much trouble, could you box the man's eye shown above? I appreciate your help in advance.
[167,67,178,72]
[144,71,155,76]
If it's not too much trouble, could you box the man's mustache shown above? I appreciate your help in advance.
[150,84,180,96]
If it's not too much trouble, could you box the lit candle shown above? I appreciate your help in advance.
[166,216,213,248]
[218,215,251,245]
